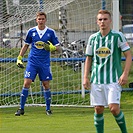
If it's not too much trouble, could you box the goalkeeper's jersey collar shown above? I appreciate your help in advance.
[36,26,48,38]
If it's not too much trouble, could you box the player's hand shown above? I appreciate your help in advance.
[83,77,90,90]
[44,41,56,52]
[16,55,24,68]
[118,73,128,85]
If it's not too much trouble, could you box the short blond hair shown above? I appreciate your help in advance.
[97,10,111,18]
[36,12,47,19]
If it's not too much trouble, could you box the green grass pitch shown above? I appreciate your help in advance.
[0,106,133,133]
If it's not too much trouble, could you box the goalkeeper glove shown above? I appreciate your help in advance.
[16,55,24,68]
[44,41,56,52]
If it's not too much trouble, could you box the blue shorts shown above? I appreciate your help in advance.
[24,64,52,81]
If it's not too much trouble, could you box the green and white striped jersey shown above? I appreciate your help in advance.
[86,30,130,84]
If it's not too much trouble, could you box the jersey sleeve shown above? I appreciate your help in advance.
[118,32,130,52]
[85,35,94,56]
[24,29,33,45]
[50,30,60,46]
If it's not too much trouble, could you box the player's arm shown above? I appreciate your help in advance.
[118,50,132,85]
[17,44,29,68]
[83,56,92,89]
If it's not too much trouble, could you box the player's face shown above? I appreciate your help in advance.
[97,14,112,31]
[36,15,46,27]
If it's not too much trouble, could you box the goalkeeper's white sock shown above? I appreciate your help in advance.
[44,89,51,111]
[20,87,29,110]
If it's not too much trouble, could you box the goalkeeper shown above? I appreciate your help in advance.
[15,12,60,116]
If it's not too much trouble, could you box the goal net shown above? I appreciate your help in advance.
[0,0,113,108]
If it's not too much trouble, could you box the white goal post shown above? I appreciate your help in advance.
[0,0,119,108]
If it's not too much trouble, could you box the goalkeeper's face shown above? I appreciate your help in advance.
[36,15,47,28]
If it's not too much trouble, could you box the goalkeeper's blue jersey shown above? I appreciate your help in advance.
[25,26,59,66]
